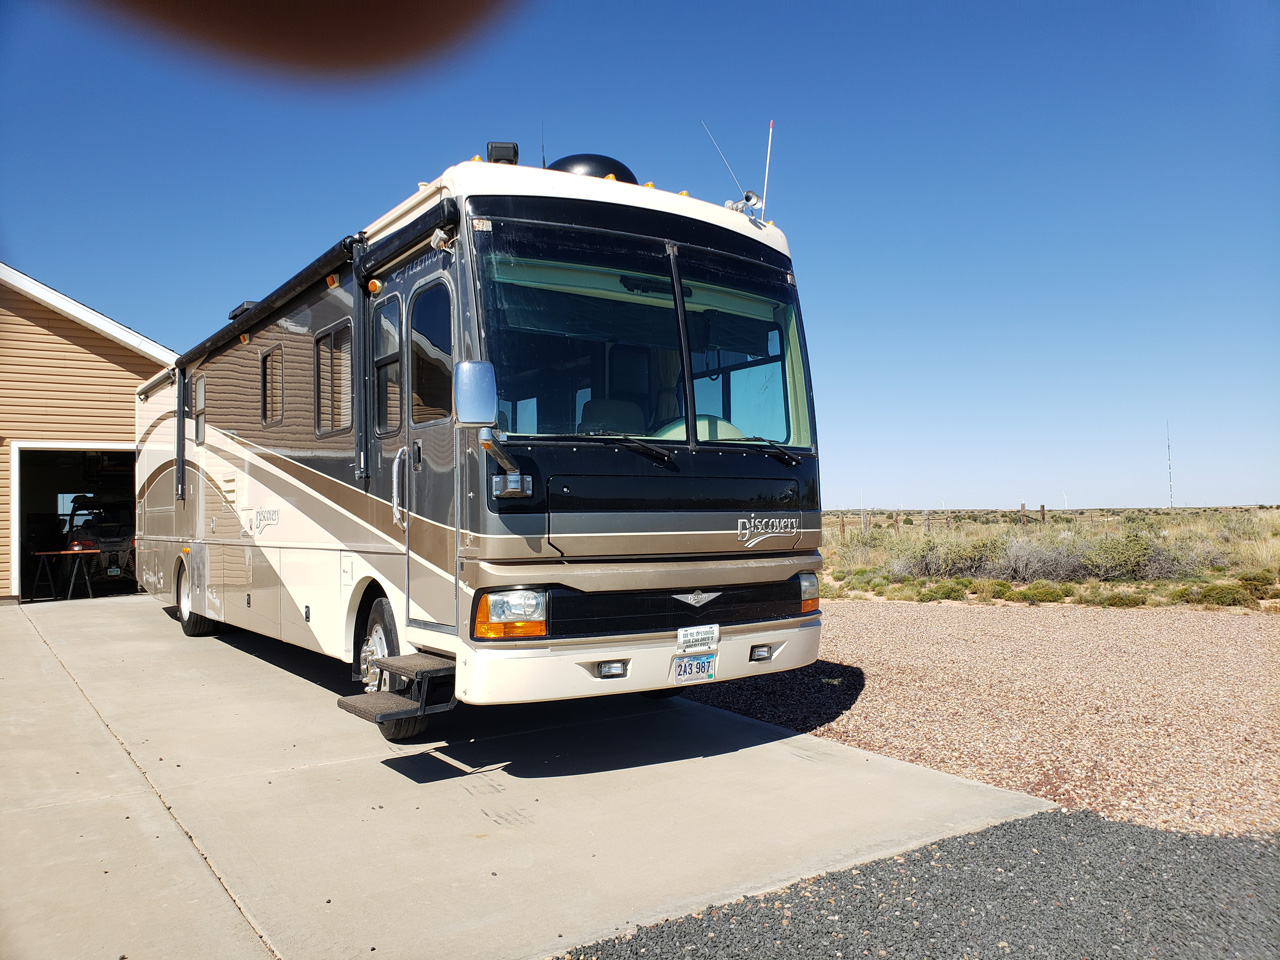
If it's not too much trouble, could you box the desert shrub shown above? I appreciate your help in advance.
[831,569,849,582]
[903,516,914,525]
[953,577,974,588]
[883,583,920,602]
[1025,580,1065,603]
[984,536,1090,582]
[1237,570,1277,599]
[1059,583,1078,598]
[819,581,846,600]
[1083,533,1191,581]
[1102,591,1147,608]
[919,581,967,602]
[1269,587,1280,600]
[1198,583,1259,609]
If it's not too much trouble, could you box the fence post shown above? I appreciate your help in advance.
[894,512,901,535]
[862,509,869,534]
[924,511,930,533]
[1021,502,1026,526]
[840,512,846,540]
[1040,504,1046,524]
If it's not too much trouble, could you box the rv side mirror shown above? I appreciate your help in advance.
[454,361,498,428]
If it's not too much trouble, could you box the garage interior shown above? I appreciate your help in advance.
[19,449,137,601]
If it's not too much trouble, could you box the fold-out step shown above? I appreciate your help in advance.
[374,653,455,681]
[337,691,423,723]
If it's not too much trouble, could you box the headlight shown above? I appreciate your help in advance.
[798,572,819,613]
[475,589,547,639]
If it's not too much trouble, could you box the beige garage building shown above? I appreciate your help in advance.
[0,261,176,602]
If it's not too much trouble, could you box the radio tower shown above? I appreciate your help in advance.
[1166,421,1174,509]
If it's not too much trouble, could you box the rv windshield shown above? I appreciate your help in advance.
[473,220,813,448]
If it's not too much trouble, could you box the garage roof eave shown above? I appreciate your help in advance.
[0,261,178,369]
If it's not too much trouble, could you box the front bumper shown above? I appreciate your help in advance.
[448,614,820,706]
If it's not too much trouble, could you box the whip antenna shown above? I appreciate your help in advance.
[761,120,774,220]
[701,120,744,196]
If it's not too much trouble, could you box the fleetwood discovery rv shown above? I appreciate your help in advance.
[135,145,822,740]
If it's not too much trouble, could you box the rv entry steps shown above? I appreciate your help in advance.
[336,652,458,726]
[337,690,424,723]
[374,652,456,681]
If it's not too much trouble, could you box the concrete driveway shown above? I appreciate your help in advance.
[1,596,1052,960]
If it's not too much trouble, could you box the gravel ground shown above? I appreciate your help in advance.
[558,810,1278,959]
[554,602,1280,959]
[686,602,1280,838]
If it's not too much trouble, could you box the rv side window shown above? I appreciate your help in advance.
[409,284,452,424]
[261,346,283,426]
[315,322,353,435]
[193,374,206,445]
[372,297,402,436]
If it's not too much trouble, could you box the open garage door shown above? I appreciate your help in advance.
[15,447,137,601]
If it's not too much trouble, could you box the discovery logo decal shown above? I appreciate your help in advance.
[252,508,281,535]
[736,514,799,548]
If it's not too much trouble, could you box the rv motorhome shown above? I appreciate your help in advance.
[135,145,822,740]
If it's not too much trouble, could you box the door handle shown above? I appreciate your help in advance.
[391,446,408,530]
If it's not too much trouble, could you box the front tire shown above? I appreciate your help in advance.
[378,716,429,741]
[177,563,215,637]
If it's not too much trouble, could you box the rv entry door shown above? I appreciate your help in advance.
[402,273,458,633]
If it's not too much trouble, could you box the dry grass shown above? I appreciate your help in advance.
[819,506,1280,609]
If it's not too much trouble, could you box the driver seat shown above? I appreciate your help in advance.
[578,399,645,435]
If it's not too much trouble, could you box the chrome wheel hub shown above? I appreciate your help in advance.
[360,624,388,693]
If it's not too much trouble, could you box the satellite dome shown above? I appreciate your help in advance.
[547,154,638,184]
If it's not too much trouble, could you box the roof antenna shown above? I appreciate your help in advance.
[541,122,546,169]
[761,120,774,221]
[701,120,744,196]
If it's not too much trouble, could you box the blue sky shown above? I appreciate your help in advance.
[2,0,1276,509]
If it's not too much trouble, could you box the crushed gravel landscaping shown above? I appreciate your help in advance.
[556,602,1279,959]
[560,810,1277,959]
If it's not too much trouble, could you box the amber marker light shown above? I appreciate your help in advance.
[474,591,547,639]
[325,273,340,289]
[799,571,820,614]
[367,279,384,295]
[239,333,250,344]
[643,182,655,188]
[679,190,690,196]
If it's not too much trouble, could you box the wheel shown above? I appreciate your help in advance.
[358,597,400,692]
[378,716,430,741]
[640,687,683,700]
[176,563,215,636]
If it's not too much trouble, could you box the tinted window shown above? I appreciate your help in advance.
[409,284,452,423]
[372,298,401,435]
[261,346,283,425]
[315,323,352,434]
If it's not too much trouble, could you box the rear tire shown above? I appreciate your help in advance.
[177,563,215,637]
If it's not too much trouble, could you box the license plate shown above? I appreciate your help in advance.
[673,653,716,684]
[107,567,121,577]
[677,623,719,654]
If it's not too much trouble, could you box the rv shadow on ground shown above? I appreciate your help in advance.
[164,606,830,780]
[383,694,794,781]
[163,606,362,695]
[679,659,867,735]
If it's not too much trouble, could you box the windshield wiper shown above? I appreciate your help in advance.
[520,433,674,463]
[735,436,802,466]
[587,432,674,463]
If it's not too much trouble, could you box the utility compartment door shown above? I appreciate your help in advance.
[403,269,457,630]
